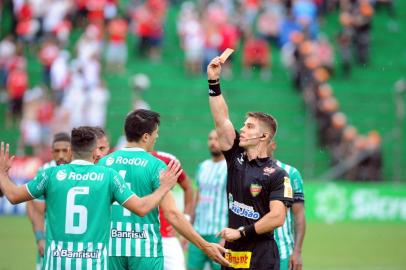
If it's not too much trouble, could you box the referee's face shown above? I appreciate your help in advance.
[239,117,263,148]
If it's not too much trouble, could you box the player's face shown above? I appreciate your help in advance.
[145,127,159,152]
[94,136,110,164]
[52,141,72,165]
[208,130,221,157]
[239,117,263,148]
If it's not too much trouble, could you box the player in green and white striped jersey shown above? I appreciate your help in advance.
[99,110,229,270]
[187,130,228,270]
[268,143,306,270]
[26,132,72,270]
[0,127,181,270]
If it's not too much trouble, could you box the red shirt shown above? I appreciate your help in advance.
[108,18,128,43]
[151,151,186,238]
[7,69,28,99]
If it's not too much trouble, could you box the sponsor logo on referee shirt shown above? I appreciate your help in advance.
[237,153,244,165]
[228,193,260,220]
[284,177,293,198]
[250,184,262,197]
[263,166,275,176]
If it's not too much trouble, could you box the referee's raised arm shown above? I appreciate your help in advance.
[207,57,236,151]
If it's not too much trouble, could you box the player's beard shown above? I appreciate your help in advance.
[210,150,222,157]
[56,160,69,166]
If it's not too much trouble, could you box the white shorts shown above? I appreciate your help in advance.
[162,237,186,270]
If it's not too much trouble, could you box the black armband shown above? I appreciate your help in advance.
[208,79,221,96]
[244,224,258,238]
[238,224,258,239]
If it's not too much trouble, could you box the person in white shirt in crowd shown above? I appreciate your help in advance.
[85,81,110,128]
[50,50,70,105]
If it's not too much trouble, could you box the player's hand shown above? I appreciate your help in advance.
[207,57,222,80]
[159,160,182,189]
[203,242,231,267]
[216,228,241,242]
[289,249,303,270]
[37,239,45,257]
[0,142,15,176]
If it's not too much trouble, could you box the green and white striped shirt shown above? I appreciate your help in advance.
[26,160,134,269]
[274,160,305,260]
[99,148,166,258]
[193,159,228,235]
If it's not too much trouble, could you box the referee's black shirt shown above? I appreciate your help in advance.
[222,131,293,270]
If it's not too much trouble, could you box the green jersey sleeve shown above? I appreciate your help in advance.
[26,168,50,199]
[110,169,135,205]
[151,160,167,190]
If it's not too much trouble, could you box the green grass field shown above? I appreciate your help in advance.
[0,216,405,270]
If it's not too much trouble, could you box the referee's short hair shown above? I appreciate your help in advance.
[246,112,278,138]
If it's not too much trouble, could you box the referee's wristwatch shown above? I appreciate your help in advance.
[237,226,246,238]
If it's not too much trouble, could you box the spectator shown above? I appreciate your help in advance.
[50,50,70,105]
[85,81,110,128]
[337,12,353,77]
[105,16,128,72]
[242,32,271,80]
[38,37,59,87]
[6,63,28,128]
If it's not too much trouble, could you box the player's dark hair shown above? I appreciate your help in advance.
[125,109,160,142]
[246,112,278,139]
[52,132,71,144]
[71,127,97,159]
[82,126,106,139]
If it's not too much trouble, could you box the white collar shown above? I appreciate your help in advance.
[121,147,146,152]
[70,159,94,165]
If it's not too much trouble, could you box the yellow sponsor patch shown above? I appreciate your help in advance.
[225,250,252,269]
[284,177,293,199]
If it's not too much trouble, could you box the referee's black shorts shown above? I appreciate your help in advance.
[222,238,280,270]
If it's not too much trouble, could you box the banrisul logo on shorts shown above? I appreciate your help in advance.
[250,184,262,197]
[105,157,115,166]
[56,169,67,181]
[228,193,260,220]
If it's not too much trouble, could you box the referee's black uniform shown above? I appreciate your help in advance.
[222,132,293,270]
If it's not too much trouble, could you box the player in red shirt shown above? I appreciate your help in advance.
[151,151,194,270]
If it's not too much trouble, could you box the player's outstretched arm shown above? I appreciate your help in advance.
[0,142,33,204]
[217,200,286,242]
[207,57,236,151]
[160,191,231,267]
[123,160,182,217]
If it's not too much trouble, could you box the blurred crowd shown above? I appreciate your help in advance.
[0,0,168,158]
[1,0,393,180]
[281,1,383,181]
[176,0,384,180]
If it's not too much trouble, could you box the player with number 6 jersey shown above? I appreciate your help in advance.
[0,127,181,270]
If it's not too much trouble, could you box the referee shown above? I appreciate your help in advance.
[207,57,294,270]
